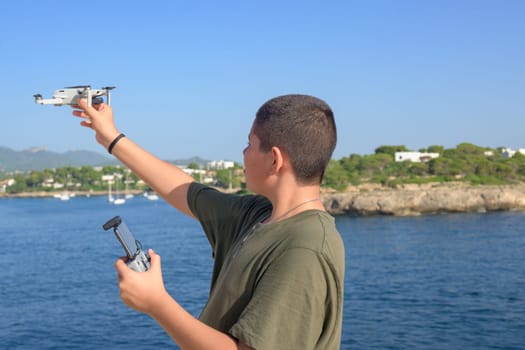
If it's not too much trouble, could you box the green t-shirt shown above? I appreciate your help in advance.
[187,183,345,350]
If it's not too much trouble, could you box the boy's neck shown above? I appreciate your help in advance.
[265,181,325,224]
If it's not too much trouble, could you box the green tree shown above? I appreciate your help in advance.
[494,162,514,179]
[427,145,444,154]
[385,160,412,177]
[323,160,348,191]
[509,153,525,178]
[7,175,28,193]
[408,162,429,177]
[340,154,362,185]
[79,166,102,190]
[454,143,487,157]
[358,153,394,179]
[474,158,495,177]
[374,145,408,157]
[26,171,44,189]
[215,169,241,189]
[429,157,463,177]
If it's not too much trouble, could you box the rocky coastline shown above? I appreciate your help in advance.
[321,182,525,216]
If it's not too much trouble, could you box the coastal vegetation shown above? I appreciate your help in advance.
[0,163,246,195]
[1,143,524,195]
[2,166,142,194]
[322,143,525,191]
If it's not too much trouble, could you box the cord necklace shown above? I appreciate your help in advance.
[265,197,321,224]
[231,197,322,260]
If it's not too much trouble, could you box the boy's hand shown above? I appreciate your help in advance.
[115,249,168,315]
[72,99,120,149]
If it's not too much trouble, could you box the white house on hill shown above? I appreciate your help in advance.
[395,152,440,163]
[501,148,525,158]
[207,160,235,169]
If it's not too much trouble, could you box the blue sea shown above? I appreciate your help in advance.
[1,196,524,349]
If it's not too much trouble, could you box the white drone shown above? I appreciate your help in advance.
[34,85,115,106]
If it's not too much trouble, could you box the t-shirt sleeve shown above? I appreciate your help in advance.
[187,182,271,259]
[230,248,330,350]
[187,182,242,254]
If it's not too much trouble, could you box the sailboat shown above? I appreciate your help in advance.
[103,174,126,205]
[113,177,126,205]
[54,192,70,201]
[143,191,159,201]
[54,173,73,201]
[107,179,115,203]
[113,197,126,205]
[124,174,134,199]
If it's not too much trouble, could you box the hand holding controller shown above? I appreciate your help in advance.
[103,216,151,272]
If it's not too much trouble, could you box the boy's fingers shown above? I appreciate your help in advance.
[147,249,160,271]
[80,121,93,128]
[115,258,129,274]
[78,98,96,113]
[78,98,88,109]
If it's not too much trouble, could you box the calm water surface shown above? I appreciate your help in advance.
[1,197,524,349]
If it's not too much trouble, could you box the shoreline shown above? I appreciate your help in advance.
[0,189,146,199]
[2,183,525,216]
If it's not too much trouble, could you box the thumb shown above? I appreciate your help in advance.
[148,249,161,271]
[114,257,131,279]
[78,98,96,115]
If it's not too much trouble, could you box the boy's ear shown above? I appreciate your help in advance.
[270,146,285,174]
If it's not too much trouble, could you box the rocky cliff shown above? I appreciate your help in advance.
[322,183,525,216]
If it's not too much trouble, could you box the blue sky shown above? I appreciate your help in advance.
[1,0,524,162]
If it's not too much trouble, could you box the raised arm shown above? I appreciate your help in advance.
[72,99,195,217]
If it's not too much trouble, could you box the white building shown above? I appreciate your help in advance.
[207,160,235,169]
[183,168,206,176]
[0,178,15,192]
[501,148,525,158]
[182,168,214,184]
[395,152,440,163]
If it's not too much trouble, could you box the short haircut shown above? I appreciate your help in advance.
[253,94,337,184]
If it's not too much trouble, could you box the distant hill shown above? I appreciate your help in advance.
[167,156,211,167]
[0,146,213,172]
[0,146,114,171]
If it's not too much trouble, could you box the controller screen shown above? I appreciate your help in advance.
[115,221,139,258]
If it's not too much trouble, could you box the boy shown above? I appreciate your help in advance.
[73,94,344,350]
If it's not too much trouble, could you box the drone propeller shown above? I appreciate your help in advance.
[65,85,91,89]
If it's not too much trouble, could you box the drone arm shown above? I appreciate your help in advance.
[34,97,65,105]
[99,87,115,105]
